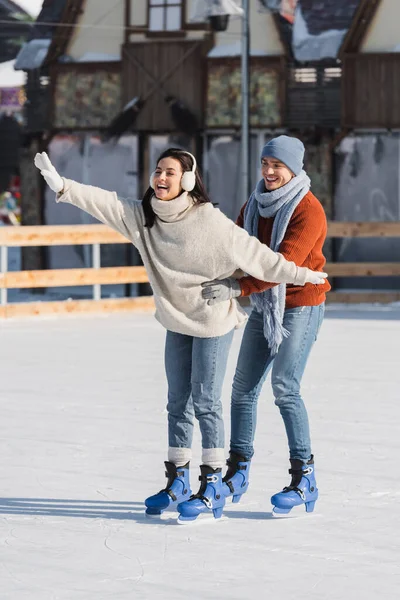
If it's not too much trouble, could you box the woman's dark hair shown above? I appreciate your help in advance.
[142,147,212,228]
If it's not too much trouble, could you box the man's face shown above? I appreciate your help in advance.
[261,156,294,191]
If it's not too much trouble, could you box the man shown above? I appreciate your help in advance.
[202,135,330,514]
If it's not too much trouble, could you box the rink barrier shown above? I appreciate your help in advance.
[1,222,400,318]
[0,224,155,318]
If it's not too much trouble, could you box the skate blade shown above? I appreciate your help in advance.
[145,507,180,520]
[145,510,175,520]
[177,513,228,526]
[272,509,293,518]
[272,507,321,519]
[145,501,181,518]
[145,512,163,519]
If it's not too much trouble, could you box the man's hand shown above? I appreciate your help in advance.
[34,152,64,193]
[201,278,242,306]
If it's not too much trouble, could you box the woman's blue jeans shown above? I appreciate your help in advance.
[230,304,325,462]
[165,329,234,450]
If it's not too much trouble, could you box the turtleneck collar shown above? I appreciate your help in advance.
[151,191,194,223]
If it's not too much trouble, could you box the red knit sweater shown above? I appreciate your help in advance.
[237,190,331,308]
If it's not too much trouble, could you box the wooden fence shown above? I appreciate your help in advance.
[1,221,400,319]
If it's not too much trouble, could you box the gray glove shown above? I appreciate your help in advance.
[201,278,242,305]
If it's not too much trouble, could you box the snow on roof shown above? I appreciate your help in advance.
[268,0,361,61]
[208,42,272,58]
[292,4,348,62]
[14,38,51,70]
[299,0,360,36]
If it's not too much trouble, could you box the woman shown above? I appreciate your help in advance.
[34,148,327,523]
[202,136,330,515]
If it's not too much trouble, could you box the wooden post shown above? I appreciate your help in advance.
[136,133,153,297]
[19,138,46,273]
[1,245,7,306]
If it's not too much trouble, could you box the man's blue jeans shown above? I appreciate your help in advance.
[230,304,325,462]
[165,329,234,450]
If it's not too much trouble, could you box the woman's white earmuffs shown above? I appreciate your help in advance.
[149,151,197,192]
[180,152,197,191]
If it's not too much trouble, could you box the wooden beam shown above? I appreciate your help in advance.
[327,222,400,238]
[1,292,398,319]
[2,221,400,248]
[0,267,149,289]
[0,297,155,319]
[1,221,400,248]
[338,0,381,58]
[326,263,400,277]
[44,0,84,66]
[0,225,128,247]
[3,262,399,290]
[271,12,292,58]
[326,292,400,304]
[124,0,131,44]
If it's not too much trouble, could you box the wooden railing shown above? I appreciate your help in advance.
[1,221,400,318]
[0,225,154,319]
[325,221,400,304]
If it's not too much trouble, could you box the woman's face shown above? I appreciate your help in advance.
[261,156,294,191]
[153,157,183,201]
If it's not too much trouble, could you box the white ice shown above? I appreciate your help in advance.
[1,306,399,599]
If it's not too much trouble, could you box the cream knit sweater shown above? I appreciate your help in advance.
[58,179,313,338]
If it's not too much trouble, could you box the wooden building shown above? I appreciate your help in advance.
[17,1,375,233]
[340,0,400,130]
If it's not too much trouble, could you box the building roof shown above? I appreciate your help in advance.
[292,0,361,62]
[0,0,33,63]
[263,0,363,62]
[14,0,83,71]
[0,0,28,15]
[14,39,51,70]
[28,0,69,41]
[299,0,360,36]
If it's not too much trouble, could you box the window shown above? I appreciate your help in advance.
[148,0,183,32]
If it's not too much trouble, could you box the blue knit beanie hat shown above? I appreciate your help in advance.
[261,135,305,176]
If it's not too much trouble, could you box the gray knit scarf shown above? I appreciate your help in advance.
[243,170,310,355]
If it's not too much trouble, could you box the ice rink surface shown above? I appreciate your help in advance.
[1,305,399,599]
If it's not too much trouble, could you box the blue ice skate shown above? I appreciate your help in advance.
[271,456,318,515]
[222,452,251,504]
[177,465,225,523]
[145,461,191,516]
